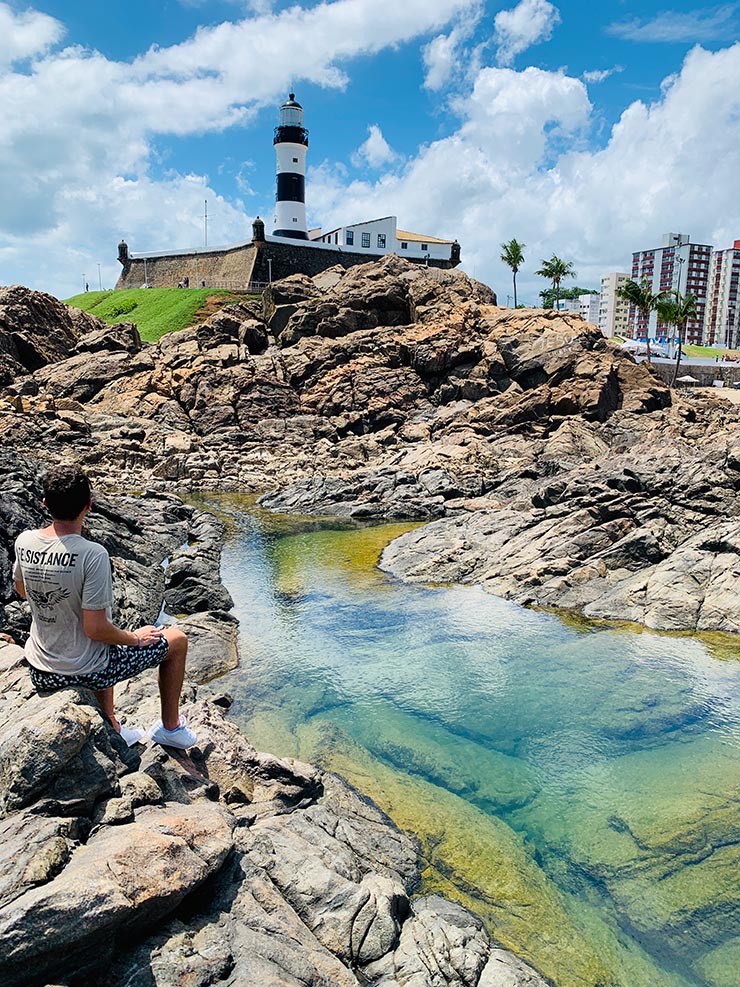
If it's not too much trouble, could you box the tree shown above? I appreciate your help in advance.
[617,278,666,364]
[657,290,698,385]
[535,256,576,310]
[500,239,525,308]
[538,285,597,309]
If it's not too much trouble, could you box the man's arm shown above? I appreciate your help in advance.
[14,578,26,600]
[82,610,161,647]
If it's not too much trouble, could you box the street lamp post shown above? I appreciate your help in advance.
[267,258,272,284]
[97,263,102,291]
[671,253,686,358]
[143,257,148,287]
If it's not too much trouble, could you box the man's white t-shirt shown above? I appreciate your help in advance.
[13,530,113,675]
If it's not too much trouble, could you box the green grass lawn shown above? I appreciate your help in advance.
[64,287,244,343]
[683,343,740,358]
[614,337,740,360]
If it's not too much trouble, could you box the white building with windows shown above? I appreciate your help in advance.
[598,272,629,338]
[579,293,600,323]
[703,240,740,349]
[309,216,457,264]
[555,294,600,321]
[629,233,711,345]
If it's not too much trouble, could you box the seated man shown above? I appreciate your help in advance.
[13,464,196,749]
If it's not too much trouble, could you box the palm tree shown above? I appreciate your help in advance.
[657,290,698,385]
[501,239,525,308]
[617,278,666,364]
[535,255,576,310]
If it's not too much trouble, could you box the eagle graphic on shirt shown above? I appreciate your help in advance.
[27,586,70,610]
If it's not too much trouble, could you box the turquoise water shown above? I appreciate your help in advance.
[215,505,740,987]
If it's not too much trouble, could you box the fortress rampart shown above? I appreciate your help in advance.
[115,236,460,291]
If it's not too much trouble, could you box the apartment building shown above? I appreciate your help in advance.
[598,272,629,337]
[629,232,712,345]
[555,294,600,321]
[580,293,600,323]
[703,240,740,348]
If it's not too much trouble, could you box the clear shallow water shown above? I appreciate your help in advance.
[213,503,740,987]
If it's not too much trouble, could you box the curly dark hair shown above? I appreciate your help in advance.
[42,464,92,521]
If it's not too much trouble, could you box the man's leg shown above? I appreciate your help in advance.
[93,686,120,732]
[158,627,188,730]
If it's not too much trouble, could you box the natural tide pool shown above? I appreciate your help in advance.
[211,500,740,987]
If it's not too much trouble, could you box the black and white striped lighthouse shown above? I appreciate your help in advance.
[272,93,309,240]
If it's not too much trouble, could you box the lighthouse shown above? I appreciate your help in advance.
[272,93,309,240]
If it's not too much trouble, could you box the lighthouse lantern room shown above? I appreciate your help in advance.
[273,94,309,240]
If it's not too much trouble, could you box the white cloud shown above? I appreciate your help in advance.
[422,2,484,91]
[608,4,739,43]
[423,32,462,91]
[309,44,740,304]
[0,3,64,68]
[582,66,623,84]
[352,125,398,168]
[493,0,561,67]
[0,0,475,296]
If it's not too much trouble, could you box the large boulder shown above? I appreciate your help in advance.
[0,286,82,385]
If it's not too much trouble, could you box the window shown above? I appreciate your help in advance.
[362,232,371,248]
[293,157,299,163]
[421,243,428,251]
[377,234,386,249]
[346,230,354,245]
[401,241,408,250]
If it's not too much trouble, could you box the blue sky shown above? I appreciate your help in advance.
[0,0,739,302]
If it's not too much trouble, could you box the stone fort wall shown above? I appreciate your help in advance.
[115,244,257,290]
[115,239,458,290]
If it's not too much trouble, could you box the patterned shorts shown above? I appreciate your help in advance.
[28,634,170,693]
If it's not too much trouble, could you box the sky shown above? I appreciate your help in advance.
[0,0,739,303]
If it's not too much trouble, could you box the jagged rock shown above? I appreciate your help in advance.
[175,610,239,682]
[0,799,235,987]
[74,321,142,355]
[365,895,550,987]
[0,435,578,987]
[0,286,82,385]
[164,516,234,615]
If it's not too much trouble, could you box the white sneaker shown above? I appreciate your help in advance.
[119,725,146,747]
[148,715,197,750]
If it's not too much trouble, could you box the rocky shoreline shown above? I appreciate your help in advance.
[0,265,556,985]
[3,256,740,985]
[4,257,740,633]
[0,467,548,987]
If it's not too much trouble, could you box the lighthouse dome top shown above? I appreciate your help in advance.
[275,92,308,145]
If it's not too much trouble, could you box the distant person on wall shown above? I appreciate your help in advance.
[13,465,197,749]
[85,283,89,292]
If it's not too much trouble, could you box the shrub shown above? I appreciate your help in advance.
[108,298,138,318]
